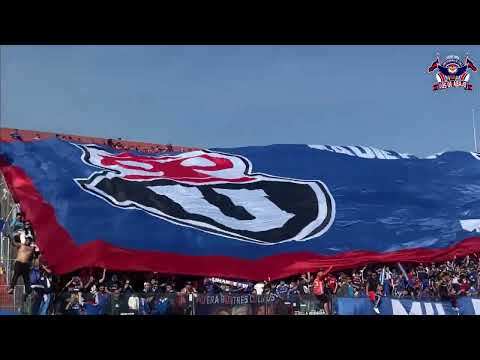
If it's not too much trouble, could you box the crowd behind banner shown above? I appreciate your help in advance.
[8,248,480,315]
[5,128,194,154]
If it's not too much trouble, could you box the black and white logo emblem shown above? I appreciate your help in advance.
[74,144,335,245]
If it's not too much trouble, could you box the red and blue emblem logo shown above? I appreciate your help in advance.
[427,54,477,91]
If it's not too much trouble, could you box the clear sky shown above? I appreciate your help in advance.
[1,45,479,156]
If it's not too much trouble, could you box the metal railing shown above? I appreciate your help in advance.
[30,291,267,316]
[54,292,192,315]
[51,292,329,316]
[0,285,25,314]
[0,173,19,287]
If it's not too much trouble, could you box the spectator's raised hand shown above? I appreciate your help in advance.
[98,268,106,284]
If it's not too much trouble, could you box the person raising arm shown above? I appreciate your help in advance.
[313,265,334,315]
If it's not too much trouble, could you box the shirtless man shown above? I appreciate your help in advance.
[7,238,34,294]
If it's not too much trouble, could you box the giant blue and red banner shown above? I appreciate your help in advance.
[2,139,480,280]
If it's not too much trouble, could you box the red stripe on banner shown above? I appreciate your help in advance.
[2,160,480,281]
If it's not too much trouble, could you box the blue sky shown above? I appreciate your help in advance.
[1,45,479,156]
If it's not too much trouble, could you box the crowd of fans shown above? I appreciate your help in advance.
[8,129,191,154]
[4,210,480,315]
[104,137,176,153]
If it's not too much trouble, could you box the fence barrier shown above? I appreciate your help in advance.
[4,286,480,315]
[1,173,18,288]
[34,292,328,315]
[0,285,26,314]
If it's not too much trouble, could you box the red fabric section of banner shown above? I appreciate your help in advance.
[2,161,480,281]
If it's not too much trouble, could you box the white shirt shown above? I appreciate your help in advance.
[254,283,265,295]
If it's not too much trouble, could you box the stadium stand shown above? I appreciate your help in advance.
[0,127,198,153]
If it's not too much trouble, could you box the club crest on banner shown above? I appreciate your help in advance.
[73,144,335,245]
[427,54,477,91]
